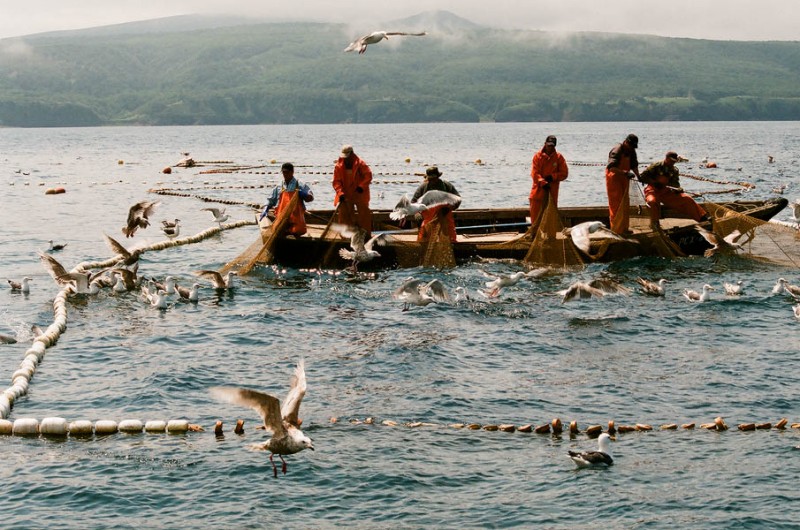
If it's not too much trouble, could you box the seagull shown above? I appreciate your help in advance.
[122,200,160,238]
[7,277,32,293]
[195,270,237,290]
[683,284,715,302]
[482,271,527,297]
[0,332,17,344]
[103,234,143,267]
[558,281,608,303]
[723,280,744,296]
[38,252,107,294]
[144,288,169,309]
[790,200,800,223]
[47,240,68,251]
[202,207,230,226]
[392,277,451,310]
[161,220,181,239]
[175,282,200,302]
[773,278,800,297]
[794,304,800,320]
[694,225,744,257]
[344,30,427,54]
[636,277,667,297]
[335,225,388,271]
[568,433,614,468]
[563,221,637,255]
[111,267,139,292]
[162,218,180,229]
[210,359,314,478]
[389,191,461,222]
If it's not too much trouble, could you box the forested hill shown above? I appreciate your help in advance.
[2,11,800,127]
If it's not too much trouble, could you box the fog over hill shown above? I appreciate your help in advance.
[2,11,800,127]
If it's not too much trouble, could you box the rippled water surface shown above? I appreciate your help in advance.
[1,122,799,528]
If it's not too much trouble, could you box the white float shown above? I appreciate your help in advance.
[144,420,167,432]
[68,420,94,436]
[0,419,12,434]
[118,419,144,433]
[40,417,69,436]
[94,420,118,434]
[13,418,39,435]
[166,419,189,433]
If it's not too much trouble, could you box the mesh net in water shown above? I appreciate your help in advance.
[628,180,685,258]
[523,194,584,268]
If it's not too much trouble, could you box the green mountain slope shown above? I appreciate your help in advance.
[1,11,799,126]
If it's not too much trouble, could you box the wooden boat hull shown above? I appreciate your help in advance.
[261,198,788,269]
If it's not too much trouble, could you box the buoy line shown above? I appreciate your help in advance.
[329,416,798,437]
[681,172,756,189]
[0,417,202,436]
[149,188,263,210]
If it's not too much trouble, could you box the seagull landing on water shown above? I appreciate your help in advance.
[559,278,631,304]
[7,277,32,293]
[195,270,237,290]
[683,284,715,302]
[38,252,108,294]
[210,359,314,478]
[389,191,461,223]
[636,277,667,297]
[568,433,614,468]
[122,200,160,238]
[202,207,230,226]
[480,268,547,298]
[392,277,451,311]
[723,280,744,296]
[694,225,745,258]
[562,221,637,256]
[344,30,427,54]
[334,224,388,271]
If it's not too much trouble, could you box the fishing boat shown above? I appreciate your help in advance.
[258,197,788,269]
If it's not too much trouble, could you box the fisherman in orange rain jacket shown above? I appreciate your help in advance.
[333,145,373,236]
[529,134,569,236]
[640,151,710,230]
[259,162,314,236]
[605,133,640,236]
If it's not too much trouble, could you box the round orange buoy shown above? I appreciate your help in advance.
[162,166,172,174]
[118,160,124,165]
[404,158,411,163]
[45,188,56,195]
[706,162,717,168]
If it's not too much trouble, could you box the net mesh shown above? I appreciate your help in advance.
[420,214,456,268]
[704,201,800,267]
[523,194,584,268]
[628,180,684,258]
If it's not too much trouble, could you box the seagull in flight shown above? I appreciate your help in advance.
[694,225,745,257]
[568,433,614,468]
[202,207,230,226]
[335,224,388,271]
[344,30,427,54]
[210,359,314,478]
[563,221,637,256]
[392,277,451,310]
[559,278,630,304]
[122,200,160,238]
[389,191,461,222]
[38,252,108,294]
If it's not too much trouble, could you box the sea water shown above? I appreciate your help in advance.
[1,122,799,528]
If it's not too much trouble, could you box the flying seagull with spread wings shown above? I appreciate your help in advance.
[344,31,427,54]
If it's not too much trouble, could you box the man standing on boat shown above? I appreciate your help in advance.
[412,166,461,243]
[605,133,640,235]
[529,134,568,237]
[260,162,314,236]
[333,145,373,236]
[640,151,709,230]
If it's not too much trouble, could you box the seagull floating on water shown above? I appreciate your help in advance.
[202,207,230,226]
[7,277,32,293]
[344,30,427,54]
[393,277,451,310]
[773,278,800,297]
[389,191,461,222]
[210,359,314,478]
[195,270,237,290]
[335,224,388,271]
[793,304,800,320]
[683,284,715,302]
[47,240,67,251]
[723,280,744,296]
[568,433,614,468]
[636,277,667,297]
[122,200,160,238]
[175,282,200,302]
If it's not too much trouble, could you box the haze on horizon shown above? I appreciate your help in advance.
[0,0,797,42]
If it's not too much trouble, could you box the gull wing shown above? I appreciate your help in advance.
[38,252,70,281]
[560,282,606,303]
[364,233,389,252]
[694,225,720,246]
[195,269,225,287]
[281,359,307,427]
[393,277,423,299]
[424,279,451,303]
[588,278,631,295]
[567,223,593,254]
[210,387,285,436]
[202,207,225,217]
[103,233,133,261]
[416,190,461,209]
[385,31,427,37]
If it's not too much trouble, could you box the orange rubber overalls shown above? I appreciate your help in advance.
[274,190,307,236]
[605,144,637,235]
[333,155,373,235]
[529,148,568,234]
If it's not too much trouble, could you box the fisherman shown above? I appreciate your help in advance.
[412,166,461,243]
[605,133,640,235]
[529,134,568,237]
[640,151,710,230]
[333,145,373,236]
[259,162,314,236]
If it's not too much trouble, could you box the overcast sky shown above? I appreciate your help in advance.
[0,0,796,42]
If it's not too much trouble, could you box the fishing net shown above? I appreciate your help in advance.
[523,194,584,268]
[420,214,456,268]
[628,180,685,258]
[703,201,800,268]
